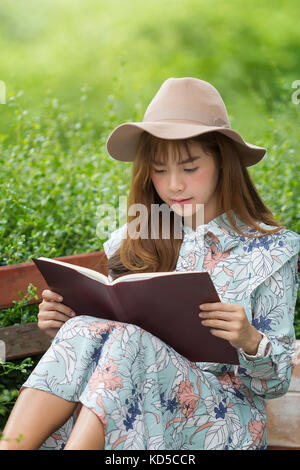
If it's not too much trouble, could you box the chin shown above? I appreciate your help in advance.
[172,206,195,218]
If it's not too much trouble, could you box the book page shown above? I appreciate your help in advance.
[36,257,110,285]
[111,270,199,285]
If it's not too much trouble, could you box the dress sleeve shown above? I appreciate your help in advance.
[103,223,128,260]
[234,252,299,399]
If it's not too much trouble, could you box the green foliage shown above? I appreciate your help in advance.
[0,432,24,444]
[0,357,36,430]
[0,86,132,267]
[0,284,39,328]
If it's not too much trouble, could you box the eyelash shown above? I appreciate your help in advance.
[153,168,197,173]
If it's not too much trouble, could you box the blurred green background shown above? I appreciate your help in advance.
[0,0,300,428]
[1,0,300,139]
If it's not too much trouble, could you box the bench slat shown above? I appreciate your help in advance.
[0,322,51,360]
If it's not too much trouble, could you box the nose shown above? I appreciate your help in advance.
[168,171,185,192]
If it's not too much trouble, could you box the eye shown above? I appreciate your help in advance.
[184,168,197,172]
[153,168,197,173]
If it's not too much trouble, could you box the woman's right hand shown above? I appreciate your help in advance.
[38,289,76,338]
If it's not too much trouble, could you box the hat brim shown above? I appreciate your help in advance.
[106,120,266,167]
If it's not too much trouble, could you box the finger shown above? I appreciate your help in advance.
[209,329,234,341]
[199,310,232,320]
[42,289,63,303]
[38,319,66,331]
[199,302,236,311]
[201,319,234,331]
[38,309,75,323]
[40,301,75,317]
[57,303,76,317]
[38,310,74,323]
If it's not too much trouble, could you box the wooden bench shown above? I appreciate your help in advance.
[0,253,299,450]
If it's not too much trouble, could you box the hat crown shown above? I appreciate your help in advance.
[106,76,266,167]
[143,77,231,128]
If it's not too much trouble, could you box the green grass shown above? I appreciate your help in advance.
[0,89,132,266]
[0,357,37,432]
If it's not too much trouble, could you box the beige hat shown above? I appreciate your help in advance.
[106,77,266,167]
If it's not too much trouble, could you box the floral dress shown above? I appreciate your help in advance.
[20,211,300,450]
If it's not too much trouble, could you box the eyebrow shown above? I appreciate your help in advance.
[153,156,201,166]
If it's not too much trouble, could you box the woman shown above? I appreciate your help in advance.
[1,77,299,450]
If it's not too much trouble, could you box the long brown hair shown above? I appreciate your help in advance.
[106,131,285,280]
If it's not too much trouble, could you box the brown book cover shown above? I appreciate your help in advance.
[32,257,240,365]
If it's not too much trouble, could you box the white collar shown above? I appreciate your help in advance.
[182,210,242,251]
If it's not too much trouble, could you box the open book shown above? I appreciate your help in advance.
[32,257,239,365]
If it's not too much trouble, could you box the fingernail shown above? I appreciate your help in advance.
[70,311,76,317]
[58,296,63,301]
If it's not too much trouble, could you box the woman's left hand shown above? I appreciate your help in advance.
[199,302,263,355]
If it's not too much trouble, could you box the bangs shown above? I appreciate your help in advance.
[147,136,195,166]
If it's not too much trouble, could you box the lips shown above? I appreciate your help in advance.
[171,198,192,202]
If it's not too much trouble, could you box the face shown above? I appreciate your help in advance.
[150,140,221,229]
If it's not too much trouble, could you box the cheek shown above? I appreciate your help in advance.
[151,175,163,195]
[151,174,158,187]
[194,165,218,184]
[151,172,166,186]
[193,167,212,183]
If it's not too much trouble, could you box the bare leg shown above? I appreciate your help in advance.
[0,387,77,450]
[64,405,105,450]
